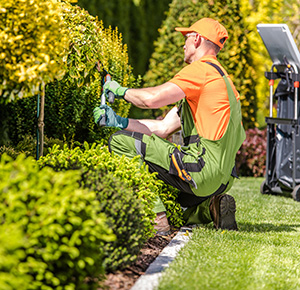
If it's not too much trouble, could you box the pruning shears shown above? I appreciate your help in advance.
[95,61,115,126]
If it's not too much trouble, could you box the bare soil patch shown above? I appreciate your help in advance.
[103,229,178,290]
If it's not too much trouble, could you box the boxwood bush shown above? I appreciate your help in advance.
[0,224,31,290]
[0,153,115,289]
[0,2,141,148]
[38,142,185,269]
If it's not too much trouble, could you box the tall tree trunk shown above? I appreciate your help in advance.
[37,83,45,159]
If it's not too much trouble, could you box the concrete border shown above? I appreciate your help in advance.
[130,228,192,290]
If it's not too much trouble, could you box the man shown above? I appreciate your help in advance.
[93,18,246,235]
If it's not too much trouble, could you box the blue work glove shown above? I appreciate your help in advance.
[103,80,128,99]
[93,104,129,129]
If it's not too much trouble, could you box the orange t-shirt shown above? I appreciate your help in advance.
[169,55,240,140]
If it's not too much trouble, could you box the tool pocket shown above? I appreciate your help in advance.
[169,148,205,189]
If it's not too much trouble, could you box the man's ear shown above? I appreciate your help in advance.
[194,34,201,48]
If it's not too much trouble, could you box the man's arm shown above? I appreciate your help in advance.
[126,106,181,138]
[124,82,185,109]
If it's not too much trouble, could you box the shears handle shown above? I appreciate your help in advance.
[105,74,115,103]
[98,73,114,127]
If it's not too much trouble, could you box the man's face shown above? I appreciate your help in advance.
[183,32,198,64]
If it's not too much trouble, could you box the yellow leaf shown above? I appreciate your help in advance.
[15,35,24,40]
[38,63,47,71]
[44,54,50,63]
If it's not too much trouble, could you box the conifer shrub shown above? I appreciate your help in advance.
[0,154,115,289]
[0,0,69,103]
[0,2,140,146]
[76,0,172,75]
[143,0,257,129]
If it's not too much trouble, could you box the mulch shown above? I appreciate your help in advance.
[103,229,178,290]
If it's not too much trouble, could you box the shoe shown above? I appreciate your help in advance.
[209,194,238,231]
[154,212,171,236]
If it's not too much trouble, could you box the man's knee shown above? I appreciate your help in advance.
[108,130,145,160]
[108,131,123,153]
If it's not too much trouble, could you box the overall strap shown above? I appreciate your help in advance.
[205,61,225,76]
[183,62,227,146]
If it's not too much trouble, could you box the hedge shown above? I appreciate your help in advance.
[38,143,185,267]
[0,154,115,289]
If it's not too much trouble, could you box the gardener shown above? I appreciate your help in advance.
[93,18,246,235]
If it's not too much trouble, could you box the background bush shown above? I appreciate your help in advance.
[76,0,172,76]
[0,154,115,289]
[240,0,300,127]
[236,128,267,177]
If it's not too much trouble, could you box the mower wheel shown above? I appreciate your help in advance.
[260,180,270,195]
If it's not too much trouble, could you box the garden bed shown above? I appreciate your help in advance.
[104,229,178,290]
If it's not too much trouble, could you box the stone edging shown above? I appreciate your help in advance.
[130,227,192,290]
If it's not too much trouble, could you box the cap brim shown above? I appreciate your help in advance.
[175,27,192,35]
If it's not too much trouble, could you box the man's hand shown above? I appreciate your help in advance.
[103,80,128,99]
[93,105,128,129]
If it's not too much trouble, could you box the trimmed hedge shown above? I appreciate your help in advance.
[38,143,158,270]
[0,154,115,289]
[38,143,185,270]
[0,2,140,146]
[0,224,31,290]
[82,170,150,271]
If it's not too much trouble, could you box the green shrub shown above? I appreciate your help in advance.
[0,154,115,289]
[159,183,184,228]
[38,143,157,268]
[82,170,151,271]
[236,128,267,177]
[143,0,257,129]
[38,142,185,268]
[0,224,31,290]
[0,2,141,146]
[43,3,140,144]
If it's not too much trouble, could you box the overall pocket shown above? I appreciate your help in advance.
[169,148,206,189]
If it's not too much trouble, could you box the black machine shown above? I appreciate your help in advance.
[257,24,300,201]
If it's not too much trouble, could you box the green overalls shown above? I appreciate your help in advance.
[109,62,245,225]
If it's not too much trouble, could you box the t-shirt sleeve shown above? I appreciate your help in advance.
[169,63,205,102]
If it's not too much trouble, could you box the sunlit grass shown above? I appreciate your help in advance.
[158,177,300,290]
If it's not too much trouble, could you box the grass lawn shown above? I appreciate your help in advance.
[158,177,300,290]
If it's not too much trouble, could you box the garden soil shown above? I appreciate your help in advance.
[103,229,178,290]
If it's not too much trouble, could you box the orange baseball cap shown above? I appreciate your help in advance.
[175,18,228,49]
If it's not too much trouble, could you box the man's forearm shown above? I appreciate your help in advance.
[125,106,181,139]
[124,82,185,109]
[125,119,169,138]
